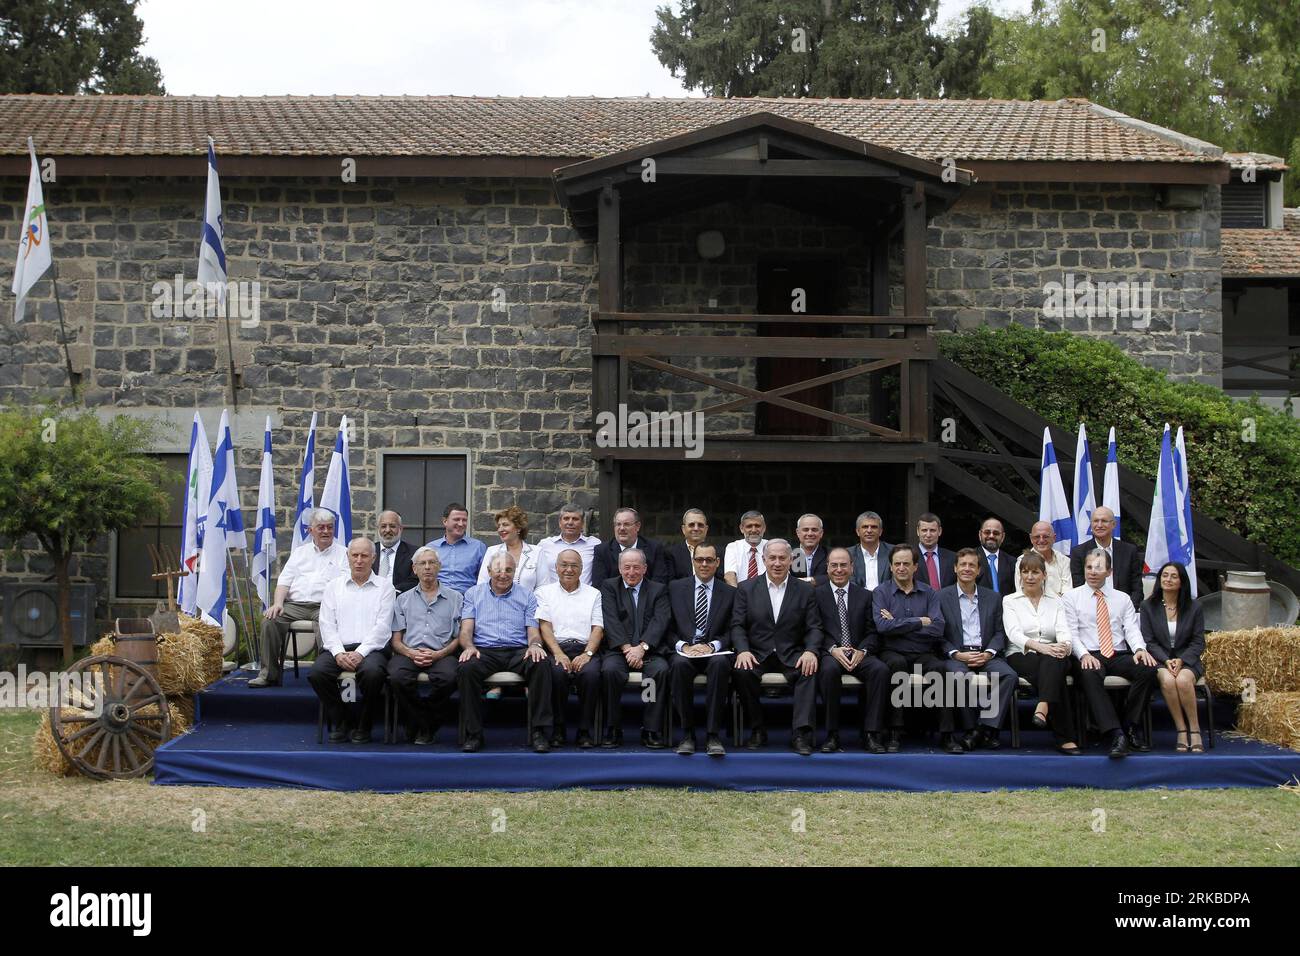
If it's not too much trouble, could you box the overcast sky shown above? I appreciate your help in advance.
[138,0,1032,97]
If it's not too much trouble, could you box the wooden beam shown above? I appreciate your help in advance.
[623,158,903,178]
[933,458,1037,531]
[595,181,623,530]
[695,358,900,418]
[0,154,578,179]
[594,334,936,360]
[903,180,930,444]
[960,160,1229,185]
[599,312,932,327]
[597,439,938,464]
[870,238,891,427]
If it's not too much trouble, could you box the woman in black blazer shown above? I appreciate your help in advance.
[1139,562,1206,752]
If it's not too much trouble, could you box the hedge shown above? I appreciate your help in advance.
[937,326,1300,568]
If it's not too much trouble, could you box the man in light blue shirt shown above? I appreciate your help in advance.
[427,502,487,593]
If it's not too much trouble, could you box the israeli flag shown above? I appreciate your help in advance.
[252,417,277,609]
[178,412,213,616]
[1144,424,1192,580]
[12,138,53,321]
[318,416,352,544]
[196,410,247,624]
[1039,427,1075,557]
[1103,426,1122,540]
[197,137,226,311]
[1072,423,1096,547]
[1173,426,1198,596]
[292,412,318,548]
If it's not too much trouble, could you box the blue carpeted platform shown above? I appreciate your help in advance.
[153,672,1300,793]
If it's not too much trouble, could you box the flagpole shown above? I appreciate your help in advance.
[223,309,240,412]
[224,546,257,667]
[49,261,79,402]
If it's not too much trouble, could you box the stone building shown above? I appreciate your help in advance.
[0,94,1281,634]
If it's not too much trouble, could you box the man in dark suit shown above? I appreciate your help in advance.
[849,510,892,591]
[816,548,891,753]
[591,506,667,585]
[939,548,1017,750]
[376,510,418,593]
[667,542,735,756]
[975,516,1017,596]
[663,507,709,581]
[916,512,957,590]
[791,513,830,586]
[1069,506,1143,609]
[598,548,672,748]
[730,538,824,756]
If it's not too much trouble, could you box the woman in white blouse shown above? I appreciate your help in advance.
[1003,551,1080,754]
[477,505,540,592]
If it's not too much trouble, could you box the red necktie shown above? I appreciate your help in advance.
[747,546,758,579]
[925,551,939,589]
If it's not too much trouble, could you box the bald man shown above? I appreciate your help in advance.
[1069,507,1143,609]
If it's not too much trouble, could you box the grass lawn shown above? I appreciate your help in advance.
[1,710,1295,866]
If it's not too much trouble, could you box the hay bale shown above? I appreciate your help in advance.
[1203,626,1300,696]
[1236,692,1300,752]
[32,711,76,776]
[156,629,223,695]
[89,634,116,657]
[167,694,195,729]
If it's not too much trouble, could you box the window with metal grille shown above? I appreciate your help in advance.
[114,454,189,599]
[380,453,470,548]
[1221,181,1267,228]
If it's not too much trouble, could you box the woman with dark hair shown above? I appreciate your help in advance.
[1002,550,1080,754]
[1139,562,1206,752]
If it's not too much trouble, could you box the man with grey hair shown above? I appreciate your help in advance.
[535,502,601,589]
[250,508,349,688]
[791,513,829,585]
[730,538,824,755]
[850,511,892,591]
[598,547,672,748]
[375,509,418,593]
[388,546,462,744]
[309,537,395,742]
[723,510,768,587]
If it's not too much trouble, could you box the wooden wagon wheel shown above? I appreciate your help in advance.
[49,655,171,780]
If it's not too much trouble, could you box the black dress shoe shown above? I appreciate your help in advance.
[705,735,726,756]
[462,733,483,753]
[794,733,814,756]
[349,728,371,744]
[1127,729,1150,752]
[980,728,1001,750]
[550,730,566,748]
[642,730,667,749]
[1056,742,1083,755]
[942,733,966,754]
[675,735,696,755]
[744,729,767,750]
[820,733,842,753]
[1031,712,1049,730]
[864,732,886,754]
[414,729,433,746]
[1109,732,1130,758]
[531,731,551,753]
[960,730,979,752]
[886,730,901,753]
[327,727,348,743]
[576,731,594,749]
[599,731,622,749]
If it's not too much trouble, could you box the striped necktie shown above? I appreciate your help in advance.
[747,546,758,579]
[694,583,708,641]
[836,588,852,649]
[1094,588,1115,658]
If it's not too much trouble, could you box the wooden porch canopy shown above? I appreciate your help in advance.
[552,112,974,531]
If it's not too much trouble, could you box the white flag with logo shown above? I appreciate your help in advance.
[178,412,214,616]
[197,137,227,311]
[196,410,247,624]
[12,139,53,321]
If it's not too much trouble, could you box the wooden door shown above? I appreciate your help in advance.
[756,261,835,435]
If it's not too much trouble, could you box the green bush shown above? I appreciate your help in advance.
[938,326,1300,568]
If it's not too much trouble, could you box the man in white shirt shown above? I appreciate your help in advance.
[723,510,768,586]
[850,510,891,590]
[1062,549,1159,758]
[307,537,396,743]
[535,502,601,588]
[251,508,349,687]
[534,549,604,748]
[1014,521,1073,598]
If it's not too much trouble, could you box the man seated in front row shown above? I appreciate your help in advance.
[457,552,554,754]
[667,542,735,756]
[388,547,462,745]
[598,548,672,748]
[308,537,396,743]
[731,539,823,756]
[939,548,1016,750]
[873,544,957,753]
[534,549,604,748]
[816,548,891,754]
[251,508,349,687]
[1062,549,1159,758]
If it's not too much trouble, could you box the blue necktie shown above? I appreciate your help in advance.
[989,553,999,593]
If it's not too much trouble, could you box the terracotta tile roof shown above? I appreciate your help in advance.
[1223,210,1300,278]
[1225,151,1289,171]
[0,94,1227,164]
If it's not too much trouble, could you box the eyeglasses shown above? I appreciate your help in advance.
[693,557,718,564]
